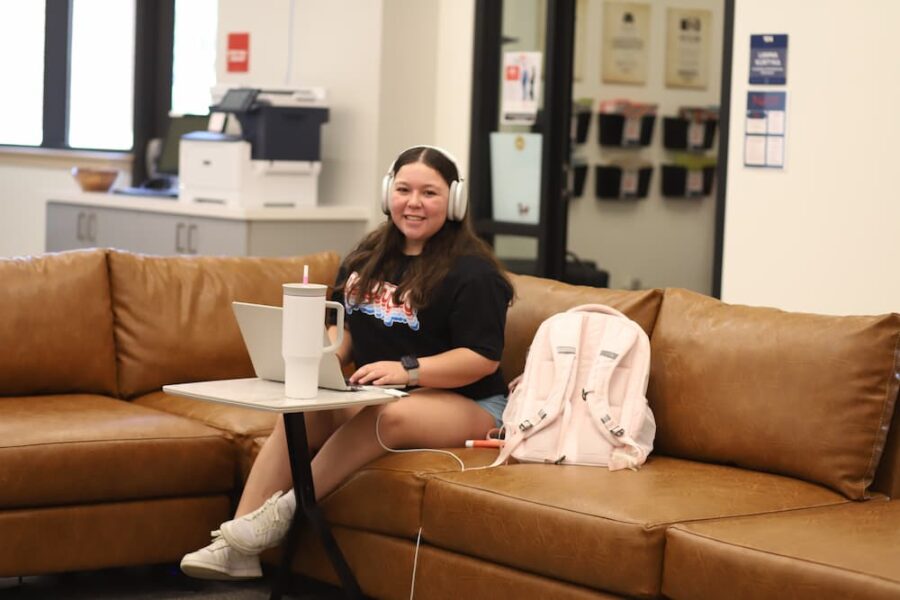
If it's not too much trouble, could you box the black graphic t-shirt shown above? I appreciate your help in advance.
[331,254,512,399]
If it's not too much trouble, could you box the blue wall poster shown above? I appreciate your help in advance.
[744,91,786,169]
[749,34,788,85]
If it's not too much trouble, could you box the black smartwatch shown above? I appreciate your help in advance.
[400,355,420,386]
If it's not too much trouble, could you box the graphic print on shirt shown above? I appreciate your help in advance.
[343,271,420,330]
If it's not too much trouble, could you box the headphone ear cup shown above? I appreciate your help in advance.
[381,174,393,215]
[449,179,467,221]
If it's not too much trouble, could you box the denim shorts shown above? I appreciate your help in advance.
[474,394,508,429]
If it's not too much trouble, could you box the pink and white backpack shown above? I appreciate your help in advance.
[492,304,656,471]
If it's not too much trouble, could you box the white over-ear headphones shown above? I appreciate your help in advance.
[381,145,468,221]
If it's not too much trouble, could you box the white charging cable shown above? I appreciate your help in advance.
[374,412,466,471]
[409,526,423,600]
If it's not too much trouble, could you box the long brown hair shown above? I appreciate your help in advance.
[338,146,513,310]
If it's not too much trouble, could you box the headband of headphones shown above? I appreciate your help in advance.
[381,145,468,221]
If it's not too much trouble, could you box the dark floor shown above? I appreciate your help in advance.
[0,564,344,599]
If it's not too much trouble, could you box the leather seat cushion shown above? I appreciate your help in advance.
[133,390,277,482]
[0,395,234,508]
[0,249,117,397]
[420,456,849,599]
[319,449,498,540]
[663,500,900,600]
[649,288,900,500]
[108,250,341,398]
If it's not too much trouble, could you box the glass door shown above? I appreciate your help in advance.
[469,0,575,280]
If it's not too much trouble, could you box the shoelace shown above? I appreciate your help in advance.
[242,493,283,534]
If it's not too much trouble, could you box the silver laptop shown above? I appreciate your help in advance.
[232,301,404,391]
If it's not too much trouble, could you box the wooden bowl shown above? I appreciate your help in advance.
[71,167,119,192]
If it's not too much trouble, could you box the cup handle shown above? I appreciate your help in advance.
[323,301,344,354]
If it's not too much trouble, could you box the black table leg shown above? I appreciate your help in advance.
[270,413,362,600]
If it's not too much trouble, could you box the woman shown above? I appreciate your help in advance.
[181,145,514,579]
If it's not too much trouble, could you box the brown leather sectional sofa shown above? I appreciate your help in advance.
[2,248,898,599]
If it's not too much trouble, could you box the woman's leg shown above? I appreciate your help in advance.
[309,388,496,501]
[235,407,361,517]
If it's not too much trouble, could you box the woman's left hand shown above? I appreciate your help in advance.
[349,361,409,386]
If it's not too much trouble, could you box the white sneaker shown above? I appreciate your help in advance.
[219,489,297,555]
[180,535,262,580]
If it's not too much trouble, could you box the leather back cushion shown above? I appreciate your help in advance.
[109,250,341,398]
[649,288,900,500]
[0,249,118,396]
[501,274,663,383]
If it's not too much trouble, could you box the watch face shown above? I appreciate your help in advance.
[401,355,419,370]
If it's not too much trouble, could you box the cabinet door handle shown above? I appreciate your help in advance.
[175,222,186,253]
[87,213,98,243]
[187,224,198,255]
[76,212,86,241]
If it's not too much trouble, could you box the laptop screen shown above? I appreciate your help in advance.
[156,114,210,176]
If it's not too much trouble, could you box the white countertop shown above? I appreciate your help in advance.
[48,191,371,222]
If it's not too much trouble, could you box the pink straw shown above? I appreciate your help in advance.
[302,264,309,284]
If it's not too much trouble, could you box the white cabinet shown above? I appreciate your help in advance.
[45,197,369,257]
[47,203,246,255]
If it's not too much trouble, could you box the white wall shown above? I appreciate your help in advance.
[0,152,131,257]
[567,0,724,293]
[722,0,900,315]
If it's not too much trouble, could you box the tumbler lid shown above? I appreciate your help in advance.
[283,283,326,297]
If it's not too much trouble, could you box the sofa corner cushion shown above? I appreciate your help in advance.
[0,249,118,397]
[502,275,663,383]
[662,500,900,600]
[649,287,900,500]
[108,250,341,398]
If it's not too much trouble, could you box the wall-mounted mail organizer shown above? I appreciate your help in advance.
[595,164,653,200]
[573,111,592,144]
[597,113,656,147]
[660,165,716,198]
[572,163,588,197]
[662,117,718,151]
[597,100,658,148]
[572,98,593,145]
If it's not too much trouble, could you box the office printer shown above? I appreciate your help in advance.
[179,86,329,208]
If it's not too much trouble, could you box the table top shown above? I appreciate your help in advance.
[163,378,403,413]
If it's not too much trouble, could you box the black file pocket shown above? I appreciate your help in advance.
[572,164,588,198]
[573,110,592,144]
[595,165,652,200]
[597,114,656,147]
[662,117,718,151]
[661,165,716,198]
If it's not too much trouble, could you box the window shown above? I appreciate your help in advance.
[171,0,218,116]
[0,3,46,146]
[68,0,136,150]
[0,0,218,157]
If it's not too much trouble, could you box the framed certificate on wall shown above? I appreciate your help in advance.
[601,2,650,85]
[665,8,712,89]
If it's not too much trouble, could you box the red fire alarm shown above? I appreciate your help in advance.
[227,33,249,73]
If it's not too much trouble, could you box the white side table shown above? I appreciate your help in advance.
[164,377,401,599]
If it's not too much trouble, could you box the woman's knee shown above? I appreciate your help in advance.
[372,403,418,448]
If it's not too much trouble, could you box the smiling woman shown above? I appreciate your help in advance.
[389,162,451,255]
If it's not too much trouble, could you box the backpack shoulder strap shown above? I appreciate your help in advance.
[579,306,653,470]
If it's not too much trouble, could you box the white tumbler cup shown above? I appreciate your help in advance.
[282,283,344,399]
